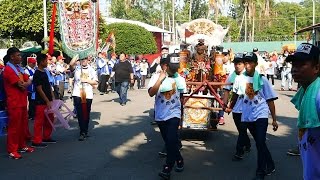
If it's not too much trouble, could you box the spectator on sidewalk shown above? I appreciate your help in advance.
[281,51,293,91]
[32,54,56,148]
[3,47,35,159]
[25,57,37,121]
[140,58,148,88]
[265,58,277,87]
[96,52,110,95]
[108,53,118,93]
[286,43,320,180]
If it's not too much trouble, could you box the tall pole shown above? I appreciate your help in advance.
[294,14,297,45]
[252,16,255,42]
[244,3,247,42]
[172,0,175,44]
[43,0,48,49]
[312,0,315,44]
[189,0,193,21]
[162,0,165,30]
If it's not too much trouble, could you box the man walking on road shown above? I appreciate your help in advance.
[223,53,251,161]
[110,53,134,106]
[287,43,320,180]
[225,52,279,180]
[148,53,186,180]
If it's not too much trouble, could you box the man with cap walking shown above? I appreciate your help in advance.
[226,52,278,179]
[148,53,186,179]
[286,43,320,180]
[150,46,169,74]
[223,53,251,161]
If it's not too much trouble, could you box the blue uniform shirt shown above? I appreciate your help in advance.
[148,73,186,121]
[233,75,277,122]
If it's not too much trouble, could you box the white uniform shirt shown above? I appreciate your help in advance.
[72,65,98,99]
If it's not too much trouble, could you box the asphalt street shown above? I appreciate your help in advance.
[0,79,302,180]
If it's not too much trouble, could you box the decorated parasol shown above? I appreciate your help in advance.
[57,0,98,59]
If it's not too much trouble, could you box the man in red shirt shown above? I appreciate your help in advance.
[3,47,35,159]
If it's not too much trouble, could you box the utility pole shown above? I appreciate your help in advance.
[252,16,255,42]
[294,14,297,45]
[43,0,48,49]
[162,0,165,29]
[244,3,248,42]
[172,0,175,44]
[189,0,193,21]
[312,0,315,44]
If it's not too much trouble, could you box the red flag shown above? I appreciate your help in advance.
[49,3,57,55]
[106,32,116,50]
[185,28,194,38]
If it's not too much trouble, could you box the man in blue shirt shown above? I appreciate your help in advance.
[286,43,320,180]
[226,52,279,180]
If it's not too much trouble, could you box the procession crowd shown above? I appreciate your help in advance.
[0,42,319,180]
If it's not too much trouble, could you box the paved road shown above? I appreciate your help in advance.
[0,79,302,180]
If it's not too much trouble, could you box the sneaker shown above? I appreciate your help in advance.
[280,88,285,91]
[218,117,225,125]
[265,167,276,176]
[9,152,22,160]
[232,153,243,161]
[43,139,57,144]
[158,165,171,180]
[85,133,90,138]
[150,121,157,125]
[175,159,184,172]
[31,143,48,148]
[287,147,300,156]
[158,146,167,156]
[19,146,35,153]
[78,134,86,141]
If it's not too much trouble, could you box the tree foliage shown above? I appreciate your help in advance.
[105,23,157,55]
[110,0,320,42]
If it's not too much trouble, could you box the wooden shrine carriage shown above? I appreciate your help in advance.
[177,18,230,130]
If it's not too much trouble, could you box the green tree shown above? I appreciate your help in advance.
[105,23,157,55]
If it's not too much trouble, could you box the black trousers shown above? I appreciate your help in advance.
[98,74,110,93]
[54,81,65,100]
[73,96,93,135]
[244,118,274,175]
[157,117,183,168]
[28,93,36,119]
[233,112,251,155]
[266,74,275,85]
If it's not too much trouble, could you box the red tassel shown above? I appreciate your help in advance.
[49,3,57,55]
[82,102,88,121]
